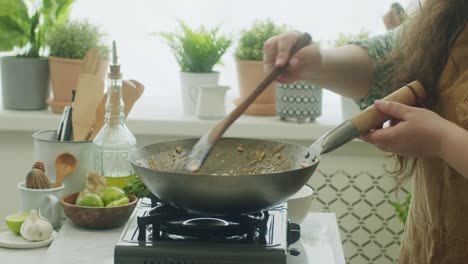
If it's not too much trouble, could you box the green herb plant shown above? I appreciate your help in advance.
[46,20,109,59]
[392,192,412,224]
[0,0,75,57]
[332,29,370,47]
[235,19,288,61]
[159,20,232,73]
[123,176,151,199]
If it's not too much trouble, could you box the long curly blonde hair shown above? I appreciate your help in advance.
[385,0,468,183]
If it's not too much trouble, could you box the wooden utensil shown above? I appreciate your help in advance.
[55,153,77,188]
[88,79,145,140]
[72,48,106,141]
[308,81,427,156]
[186,33,312,172]
[26,162,51,189]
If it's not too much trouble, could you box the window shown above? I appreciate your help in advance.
[70,0,410,103]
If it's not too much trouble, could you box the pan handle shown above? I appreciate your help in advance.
[350,80,426,134]
[308,81,427,156]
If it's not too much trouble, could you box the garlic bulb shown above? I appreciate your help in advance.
[20,209,53,241]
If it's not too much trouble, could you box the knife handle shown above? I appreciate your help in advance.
[350,80,427,134]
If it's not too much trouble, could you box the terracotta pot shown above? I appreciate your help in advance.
[48,56,108,113]
[235,59,276,116]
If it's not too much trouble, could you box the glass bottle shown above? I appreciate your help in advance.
[93,41,136,189]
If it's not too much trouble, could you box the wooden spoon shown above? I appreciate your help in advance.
[55,153,77,188]
[185,33,312,172]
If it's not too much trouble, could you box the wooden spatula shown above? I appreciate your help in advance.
[185,33,312,172]
[88,79,145,140]
[72,48,106,141]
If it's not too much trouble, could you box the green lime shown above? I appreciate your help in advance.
[76,193,105,207]
[106,196,130,207]
[99,187,125,205]
[5,212,30,235]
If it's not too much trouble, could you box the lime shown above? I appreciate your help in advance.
[76,193,105,207]
[106,196,130,207]
[5,212,30,235]
[99,187,125,205]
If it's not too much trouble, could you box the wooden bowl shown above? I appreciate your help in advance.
[60,192,138,229]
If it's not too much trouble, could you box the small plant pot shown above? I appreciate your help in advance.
[179,72,219,115]
[276,81,322,123]
[235,59,276,116]
[1,57,49,110]
[48,56,108,113]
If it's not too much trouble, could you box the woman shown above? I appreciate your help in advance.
[263,0,468,263]
[383,2,408,30]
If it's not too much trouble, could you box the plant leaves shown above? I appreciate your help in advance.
[0,0,29,23]
[235,19,288,61]
[46,20,109,59]
[0,15,28,51]
[54,0,75,24]
[159,20,232,73]
[27,11,40,57]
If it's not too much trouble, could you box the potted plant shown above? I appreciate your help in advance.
[46,20,110,113]
[159,21,232,115]
[0,0,74,110]
[235,19,287,116]
[332,30,370,120]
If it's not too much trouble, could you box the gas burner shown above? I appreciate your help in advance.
[137,204,269,243]
[115,198,300,264]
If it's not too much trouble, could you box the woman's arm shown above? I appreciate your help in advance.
[263,29,399,101]
[362,100,468,179]
[263,32,373,98]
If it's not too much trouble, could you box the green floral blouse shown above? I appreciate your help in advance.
[350,28,402,110]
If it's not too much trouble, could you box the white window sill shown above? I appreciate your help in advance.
[0,95,346,141]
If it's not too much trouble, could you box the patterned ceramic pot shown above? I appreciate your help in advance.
[276,81,322,122]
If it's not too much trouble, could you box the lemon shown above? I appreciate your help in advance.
[106,196,130,207]
[76,193,105,207]
[5,212,30,235]
[99,187,125,205]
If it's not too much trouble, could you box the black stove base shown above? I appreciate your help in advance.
[114,199,300,264]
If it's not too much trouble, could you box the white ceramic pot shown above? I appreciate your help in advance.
[196,85,229,120]
[287,185,314,224]
[33,130,94,196]
[18,181,64,228]
[179,72,220,115]
[341,97,361,120]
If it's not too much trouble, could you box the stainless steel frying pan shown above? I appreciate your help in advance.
[129,138,319,215]
[129,81,426,215]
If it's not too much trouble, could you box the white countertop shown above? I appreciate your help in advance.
[0,212,345,264]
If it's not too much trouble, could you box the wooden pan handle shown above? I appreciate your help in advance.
[350,80,427,134]
[208,33,312,143]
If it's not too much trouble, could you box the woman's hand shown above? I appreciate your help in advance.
[361,100,452,158]
[263,30,322,84]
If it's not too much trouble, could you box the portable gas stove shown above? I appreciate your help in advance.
[115,197,301,264]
